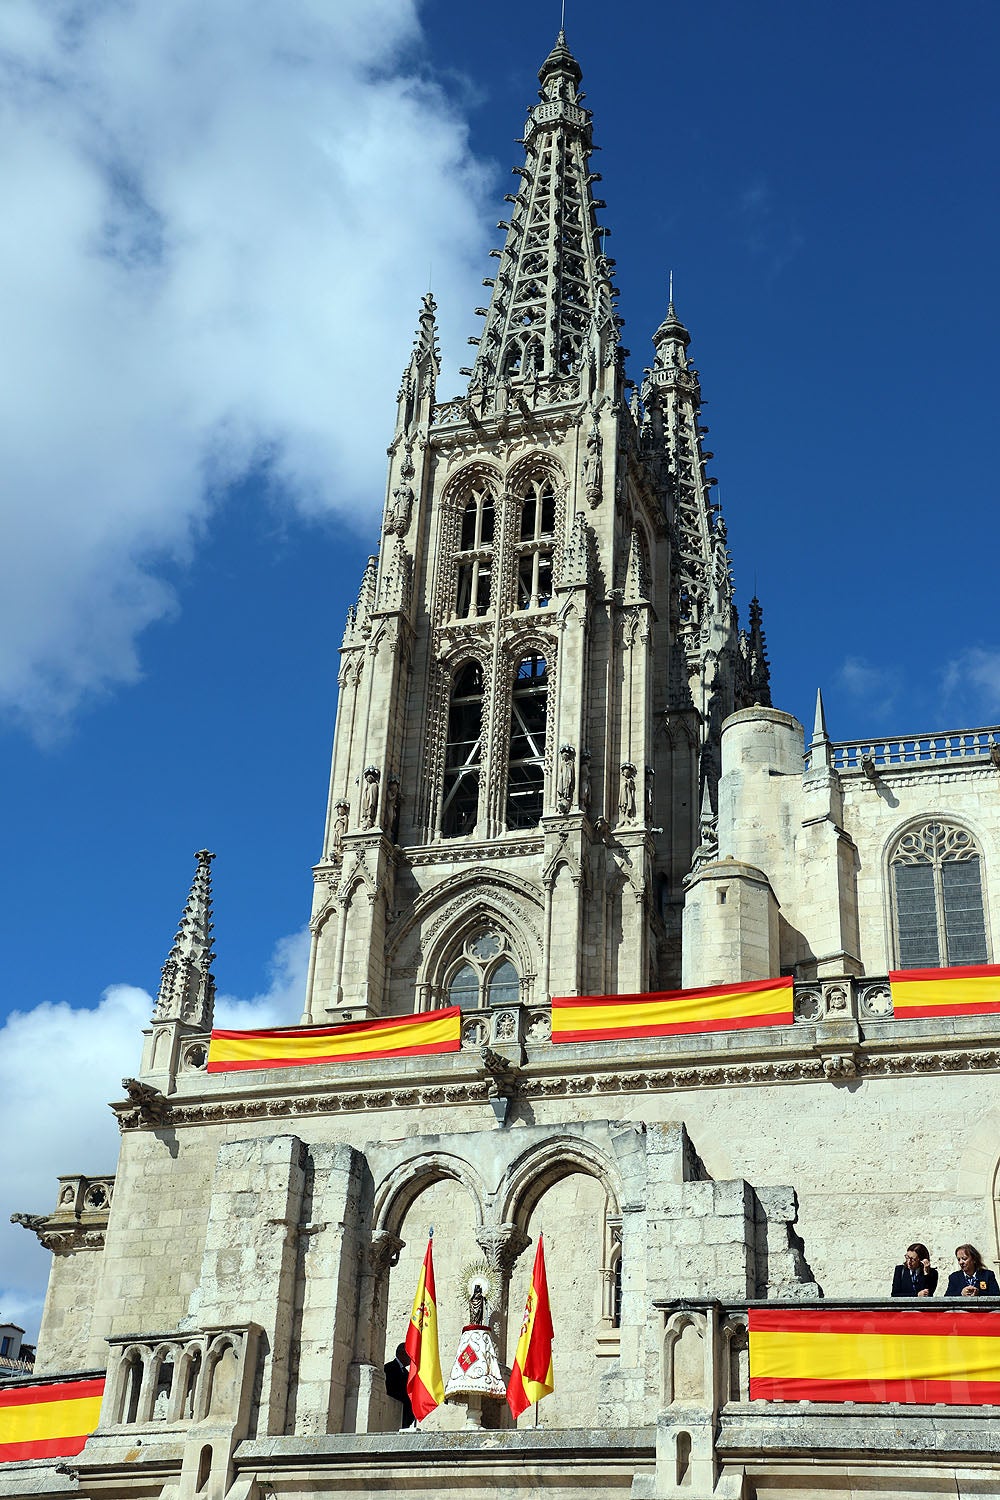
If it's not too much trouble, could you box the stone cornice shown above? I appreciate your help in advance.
[120,1036,1000,1132]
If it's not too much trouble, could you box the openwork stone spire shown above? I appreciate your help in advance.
[152,850,216,1030]
[467,30,618,391]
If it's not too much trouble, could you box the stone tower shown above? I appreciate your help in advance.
[303,32,769,1025]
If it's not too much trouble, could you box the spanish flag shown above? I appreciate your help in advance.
[507,1234,555,1418]
[551,977,793,1044]
[207,1005,461,1073]
[0,1377,105,1463]
[749,1307,1000,1405]
[404,1234,445,1422]
[889,964,1000,1021]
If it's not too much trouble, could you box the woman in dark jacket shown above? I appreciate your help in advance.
[944,1244,1000,1297]
[890,1243,937,1297]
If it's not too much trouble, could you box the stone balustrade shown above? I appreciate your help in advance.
[805,725,1000,775]
[100,1325,258,1430]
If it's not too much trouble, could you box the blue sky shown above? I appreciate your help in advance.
[0,0,998,1330]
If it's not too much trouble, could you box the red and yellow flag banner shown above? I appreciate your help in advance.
[0,1377,105,1463]
[207,1005,461,1073]
[507,1234,555,1418]
[405,1234,445,1422]
[890,964,1000,1021]
[551,977,793,1044]
[749,1307,1000,1405]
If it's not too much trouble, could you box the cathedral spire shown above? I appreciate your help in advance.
[152,850,216,1031]
[467,31,618,394]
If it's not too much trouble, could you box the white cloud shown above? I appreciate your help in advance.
[0,0,489,733]
[942,648,1000,724]
[837,655,901,718]
[0,928,311,1342]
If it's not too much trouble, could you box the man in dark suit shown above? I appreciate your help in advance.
[384,1343,415,1428]
[890,1243,938,1297]
[944,1244,1000,1297]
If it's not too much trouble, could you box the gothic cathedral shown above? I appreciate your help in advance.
[8,31,1000,1500]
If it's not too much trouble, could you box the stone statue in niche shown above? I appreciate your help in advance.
[384,777,401,843]
[557,744,576,815]
[385,449,415,535]
[360,767,381,830]
[583,417,603,506]
[618,762,637,823]
[579,749,592,815]
[330,800,349,857]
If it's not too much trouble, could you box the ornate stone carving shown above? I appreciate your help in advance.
[359,766,381,829]
[384,777,401,843]
[385,450,415,536]
[121,1078,171,1127]
[329,800,350,858]
[618,762,637,822]
[557,743,576,815]
[859,982,893,1018]
[583,418,603,506]
[578,749,592,815]
[476,1222,531,1277]
[152,850,216,1030]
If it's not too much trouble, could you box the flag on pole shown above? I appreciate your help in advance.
[404,1232,445,1422]
[507,1233,555,1418]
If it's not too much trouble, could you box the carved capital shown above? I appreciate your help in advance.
[476,1222,531,1278]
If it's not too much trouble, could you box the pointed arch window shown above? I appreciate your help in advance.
[455,485,495,618]
[889,820,989,968]
[506,653,548,829]
[445,930,521,1008]
[441,662,483,838]
[516,476,556,611]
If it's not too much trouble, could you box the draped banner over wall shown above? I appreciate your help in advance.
[749,1307,1000,1404]
[207,1005,462,1073]
[0,1378,105,1462]
[551,977,794,1043]
[889,964,1000,1020]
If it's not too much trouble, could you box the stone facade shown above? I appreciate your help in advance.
[6,29,1000,1500]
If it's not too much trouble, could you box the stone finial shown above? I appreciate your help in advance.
[152,850,216,1031]
[397,292,440,418]
[746,596,772,706]
[809,688,833,771]
[538,29,583,88]
[355,556,378,632]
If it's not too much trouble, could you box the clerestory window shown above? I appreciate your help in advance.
[506,653,548,829]
[889,820,989,969]
[445,930,521,1008]
[455,487,495,618]
[441,662,483,838]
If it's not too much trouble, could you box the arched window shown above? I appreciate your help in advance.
[446,930,521,1008]
[516,477,556,610]
[455,485,495,617]
[889,820,989,968]
[507,654,548,828]
[441,663,483,838]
